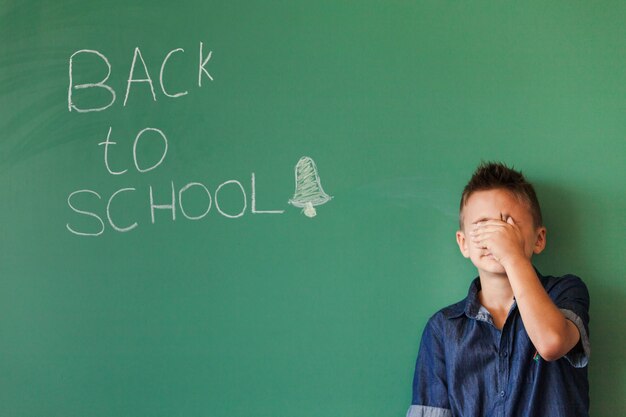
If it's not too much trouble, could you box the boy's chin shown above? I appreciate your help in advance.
[472,258,507,276]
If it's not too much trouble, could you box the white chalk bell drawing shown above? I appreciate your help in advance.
[288,156,332,218]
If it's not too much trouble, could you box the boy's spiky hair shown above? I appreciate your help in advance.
[459,162,543,229]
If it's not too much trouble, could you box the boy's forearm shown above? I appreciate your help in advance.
[502,257,581,361]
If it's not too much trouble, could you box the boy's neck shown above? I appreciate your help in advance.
[478,271,515,327]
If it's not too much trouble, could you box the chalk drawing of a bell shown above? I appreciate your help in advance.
[289,156,332,218]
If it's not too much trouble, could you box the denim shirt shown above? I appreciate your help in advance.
[407,272,590,417]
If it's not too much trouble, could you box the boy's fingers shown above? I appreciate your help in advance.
[473,219,507,226]
[470,225,506,236]
[472,220,508,231]
[472,224,504,232]
[470,234,491,246]
[470,230,491,239]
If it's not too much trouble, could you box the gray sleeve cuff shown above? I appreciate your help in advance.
[406,405,452,417]
[560,308,591,368]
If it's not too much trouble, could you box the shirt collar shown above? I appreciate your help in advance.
[445,267,547,321]
[465,277,485,320]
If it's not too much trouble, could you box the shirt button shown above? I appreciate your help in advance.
[499,391,505,397]
[500,351,508,357]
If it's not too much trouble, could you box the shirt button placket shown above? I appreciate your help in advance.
[498,334,509,416]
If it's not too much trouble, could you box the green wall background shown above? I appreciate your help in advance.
[1,1,624,416]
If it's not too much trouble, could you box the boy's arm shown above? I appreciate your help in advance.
[471,217,582,361]
[407,318,452,417]
[500,258,581,361]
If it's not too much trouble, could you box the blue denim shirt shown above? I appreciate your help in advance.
[407,272,590,417]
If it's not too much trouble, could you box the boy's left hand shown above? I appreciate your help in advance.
[470,217,527,268]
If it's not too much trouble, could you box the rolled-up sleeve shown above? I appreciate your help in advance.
[552,275,591,368]
[406,316,451,417]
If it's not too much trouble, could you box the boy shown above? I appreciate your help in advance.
[407,162,590,417]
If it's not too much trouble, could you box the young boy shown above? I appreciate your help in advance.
[406,162,590,417]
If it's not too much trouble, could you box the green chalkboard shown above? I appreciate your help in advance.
[1,1,624,416]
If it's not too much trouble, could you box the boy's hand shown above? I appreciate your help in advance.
[470,216,528,268]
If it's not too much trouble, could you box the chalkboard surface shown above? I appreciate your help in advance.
[1,1,624,416]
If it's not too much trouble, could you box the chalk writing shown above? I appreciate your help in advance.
[66,173,286,236]
[65,42,328,236]
[68,42,212,112]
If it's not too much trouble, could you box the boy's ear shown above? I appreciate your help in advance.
[533,226,547,254]
[456,230,470,258]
